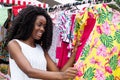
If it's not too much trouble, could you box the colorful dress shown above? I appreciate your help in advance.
[74,4,120,80]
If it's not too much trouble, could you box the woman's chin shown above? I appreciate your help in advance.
[35,37,41,40]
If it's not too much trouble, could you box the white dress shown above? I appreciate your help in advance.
[9,39,47,80]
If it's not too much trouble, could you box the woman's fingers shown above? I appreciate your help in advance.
[63,67,77,79]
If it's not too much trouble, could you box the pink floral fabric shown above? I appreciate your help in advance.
[74,4,120,80]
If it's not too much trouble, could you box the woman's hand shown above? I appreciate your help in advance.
[60,39,81,72]
[60,67,77,80]
[71,39,81,57]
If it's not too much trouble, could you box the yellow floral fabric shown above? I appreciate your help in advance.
[74,4,120,80]
[73,11,88,46]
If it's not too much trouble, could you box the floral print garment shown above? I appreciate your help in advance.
[72,12,87,46]
[74,4,120,80]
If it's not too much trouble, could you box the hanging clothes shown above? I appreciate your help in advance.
[74,4,120,80]
[0,8,9,62]
[48,11,61,64]
[55,11,73,69]
[48,4,89,68]
[72,10,96,61]
[0,8,8,26]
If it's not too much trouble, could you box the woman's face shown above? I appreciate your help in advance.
[32,15,46,40]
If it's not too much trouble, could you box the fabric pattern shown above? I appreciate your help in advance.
[75,11,96,61]
[55,11,73,69]
[48,11,61,64]
[74,4,120,80]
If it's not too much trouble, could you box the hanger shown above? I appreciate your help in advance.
[70,1,93,13]
[69,2,82,13]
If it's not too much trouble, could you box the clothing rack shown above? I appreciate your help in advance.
[46,0,113,12]
[46,1,90,12]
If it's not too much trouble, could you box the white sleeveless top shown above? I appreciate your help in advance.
[9,39,47,80]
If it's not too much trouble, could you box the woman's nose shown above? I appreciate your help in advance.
[40,26,45,32]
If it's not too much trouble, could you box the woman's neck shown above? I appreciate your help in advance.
[21,38,36,48]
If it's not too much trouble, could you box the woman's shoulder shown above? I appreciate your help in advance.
[8,39,17,45]
[7,39,21,49]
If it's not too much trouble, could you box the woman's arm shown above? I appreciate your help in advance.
[45,51,76,72]
[45,40,80,72]
[8,40,77,80]
[44,51,59,71]
[61,41,80,71]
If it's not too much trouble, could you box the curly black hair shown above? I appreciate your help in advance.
[6,6,53,51]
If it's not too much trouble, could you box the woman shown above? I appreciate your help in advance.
[6,6,77,80]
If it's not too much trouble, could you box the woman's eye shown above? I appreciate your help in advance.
[37,23,42,26]
[36,22,46,28]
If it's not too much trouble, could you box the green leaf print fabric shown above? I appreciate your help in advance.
[74,4,120,80]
